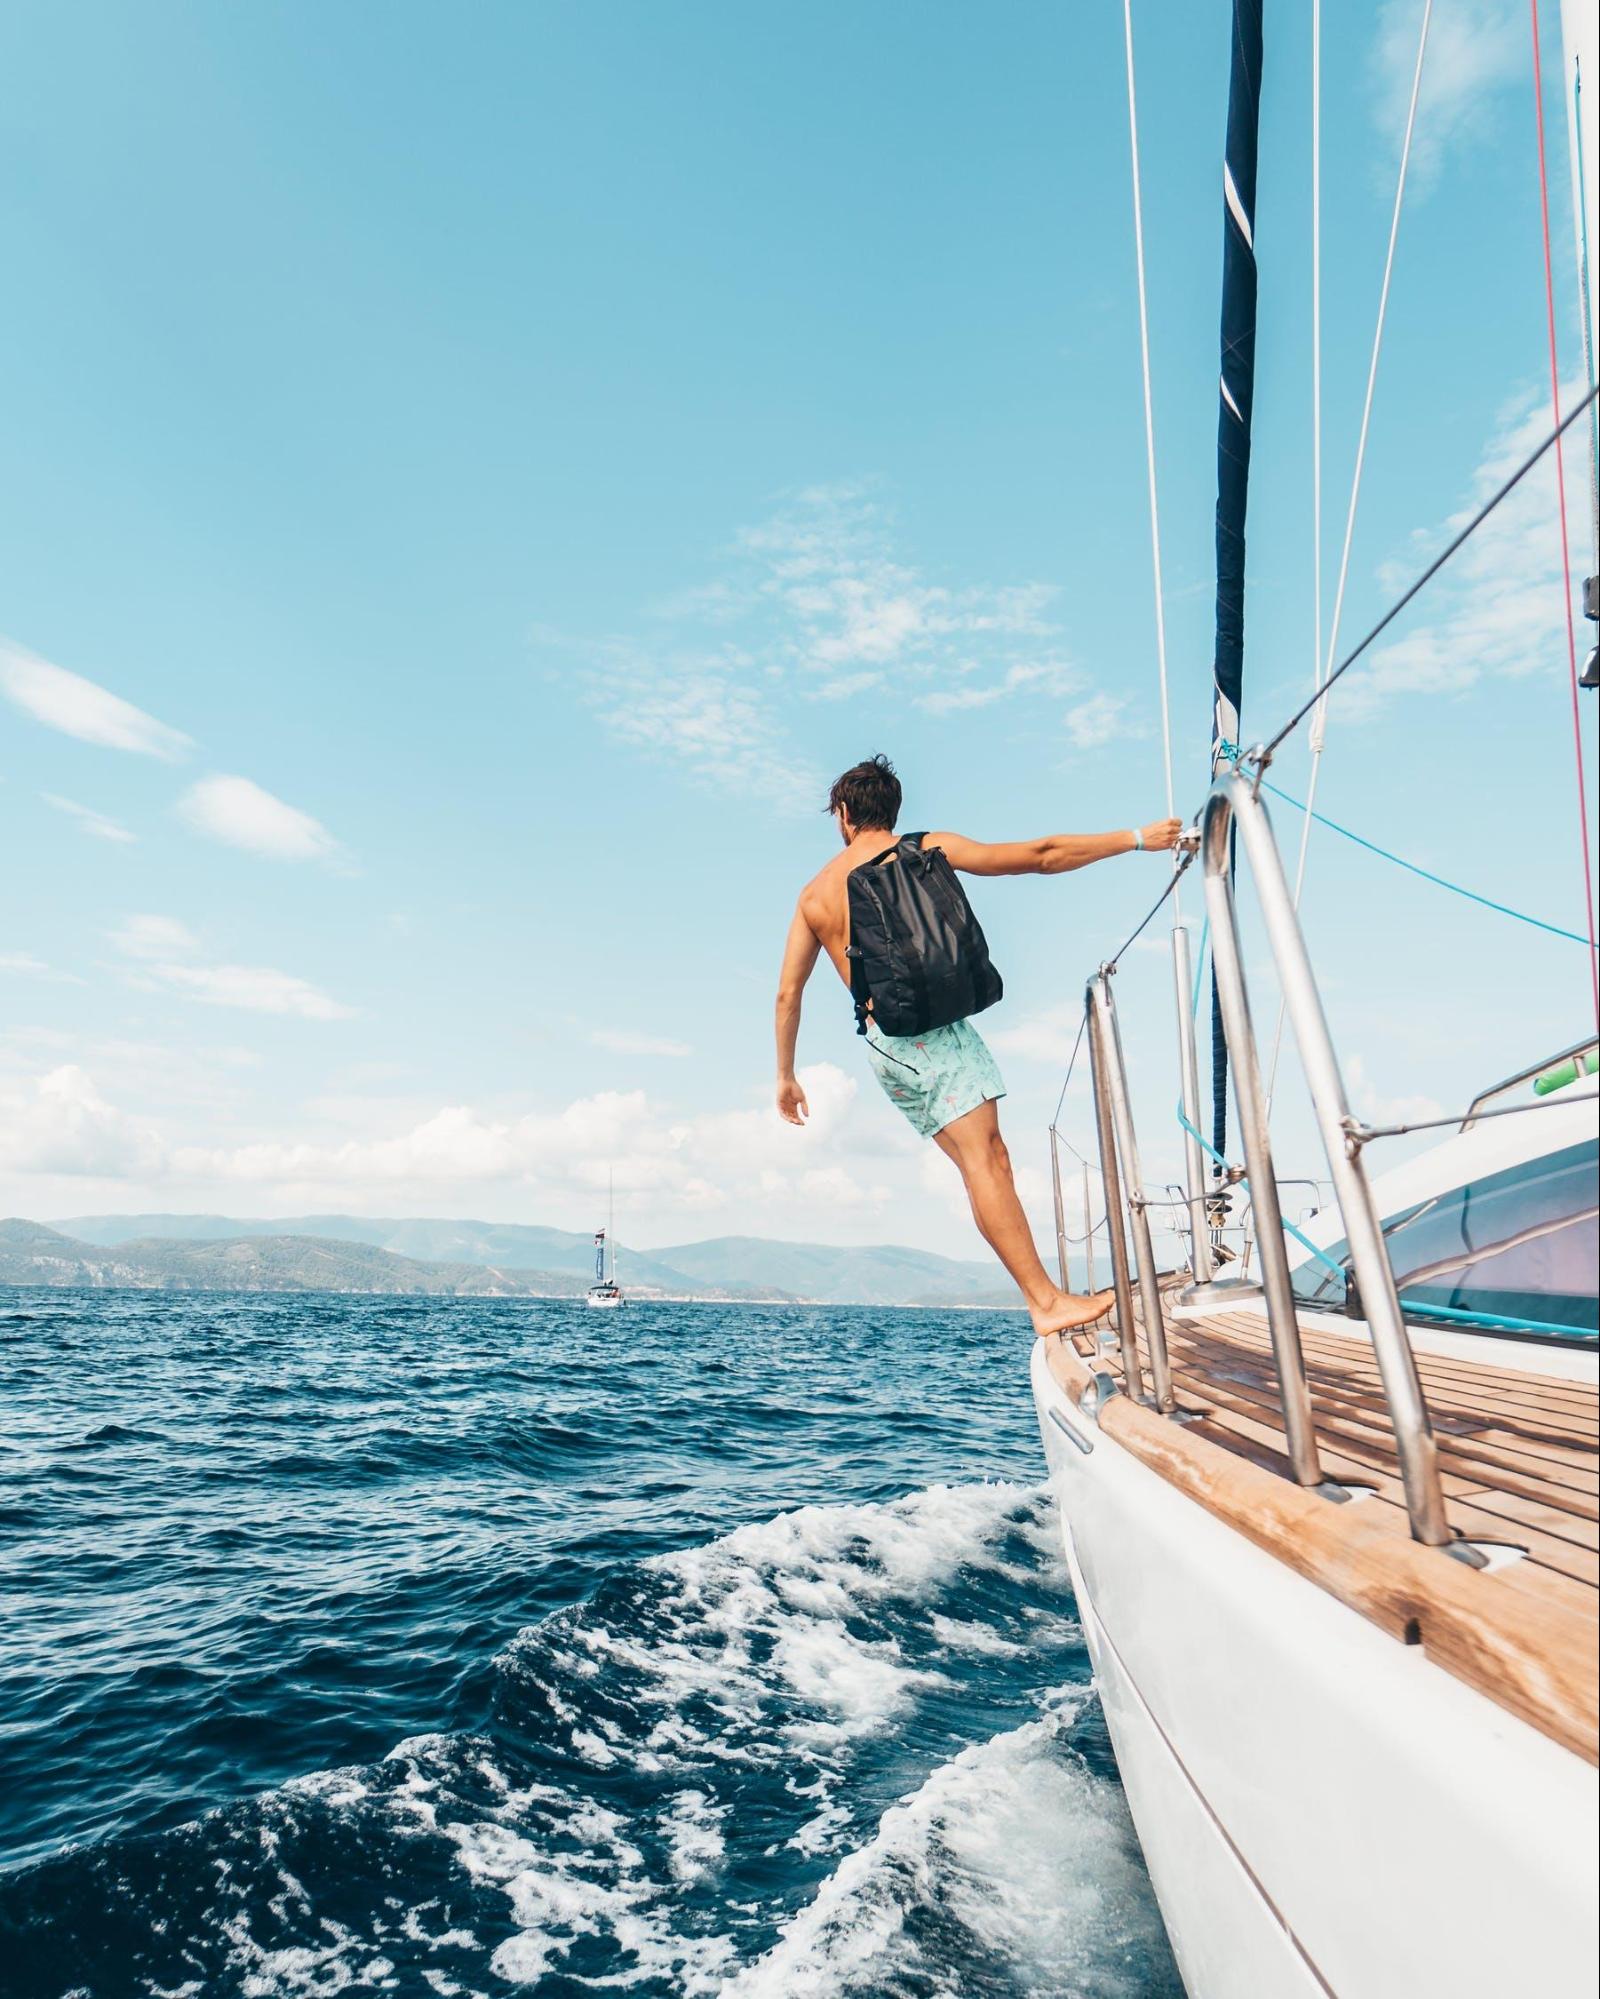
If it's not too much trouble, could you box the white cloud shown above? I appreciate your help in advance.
[0,1066,158,1178]
[589,1027,692,1058]
[0,639,192,759]
[167,1061,873,1209]
[1370,0,1521,191]
[42,793,136,844]
[178,774,343,864]
[110,914,354,1021]
[988,1006,1090,1066]
[1347,1052,1444,1128]
[1335,383,1589,721]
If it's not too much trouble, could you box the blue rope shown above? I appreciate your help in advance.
[1173,1104,1346,1276]
[1190,916,1210,1020]
[1212,741,1593,946]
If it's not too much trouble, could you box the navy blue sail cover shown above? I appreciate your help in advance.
[1210,0,1264,1160]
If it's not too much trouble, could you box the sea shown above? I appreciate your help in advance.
[0,1289,1182,1999]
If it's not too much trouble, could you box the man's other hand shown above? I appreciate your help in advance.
[777,1077,810,1125]
[1141,817,1183,852]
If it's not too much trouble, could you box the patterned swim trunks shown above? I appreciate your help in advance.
[864,1017,1007,1139]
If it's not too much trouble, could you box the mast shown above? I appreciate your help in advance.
[1209,0,1266,1159]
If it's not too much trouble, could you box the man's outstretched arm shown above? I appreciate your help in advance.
[926,817,1182,877]
[775,905,823,1124]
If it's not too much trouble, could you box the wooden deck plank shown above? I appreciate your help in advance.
[1151,1337,1599,1530]
[1042,1331,1599,1765]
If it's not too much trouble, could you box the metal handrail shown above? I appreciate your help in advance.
[1206,767,1450,1544]
[1087,970,1174,1411]
[1461,1036,1599,1128]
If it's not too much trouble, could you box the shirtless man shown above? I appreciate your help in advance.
[775,753,1182,1337]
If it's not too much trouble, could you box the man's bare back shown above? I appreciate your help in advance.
[774,755,1182,1341]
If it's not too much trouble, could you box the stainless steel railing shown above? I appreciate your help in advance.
[1075,763,1451,1546]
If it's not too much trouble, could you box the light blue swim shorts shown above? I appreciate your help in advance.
[864,1017,1007,1139]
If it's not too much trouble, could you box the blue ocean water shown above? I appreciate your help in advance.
[0,1289,1180,1997]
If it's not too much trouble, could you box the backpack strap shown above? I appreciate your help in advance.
[846,945,871,1035]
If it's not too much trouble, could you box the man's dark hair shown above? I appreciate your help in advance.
[826,754,901,831]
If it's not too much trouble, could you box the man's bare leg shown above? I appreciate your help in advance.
[933,1100,1114,1336]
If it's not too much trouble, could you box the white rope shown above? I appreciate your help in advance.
[1121,0,1176,834]
[1264,0,1432,1113]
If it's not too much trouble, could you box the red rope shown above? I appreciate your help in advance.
[1529,0,1599,1031]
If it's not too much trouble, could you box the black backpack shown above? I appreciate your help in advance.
[845,833,1003,1037]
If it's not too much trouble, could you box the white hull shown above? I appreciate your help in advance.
[1030,1338,1598,1998]
[585,1286,624,1309]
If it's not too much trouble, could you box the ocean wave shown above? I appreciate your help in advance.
[1,1477,1175,1996]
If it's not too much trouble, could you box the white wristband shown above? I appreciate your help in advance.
[1131,826,1144,851]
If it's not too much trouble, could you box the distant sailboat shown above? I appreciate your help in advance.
[586,1174,624,1309]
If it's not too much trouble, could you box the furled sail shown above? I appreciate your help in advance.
[1210,0,1265,1159]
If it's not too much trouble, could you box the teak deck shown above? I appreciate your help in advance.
[1046,1301,1600,1764]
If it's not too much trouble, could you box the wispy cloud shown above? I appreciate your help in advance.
[0,639,192,760]
[1063,691,1138,750]
[1334,383,1588,721]
[1370,0,1521,192]
[42,793,137,844]
[554,482,1121,809]
[0,952,87,985]
[178,774,345,865]
[111,913,354,1021]
[589,1027,692,1058]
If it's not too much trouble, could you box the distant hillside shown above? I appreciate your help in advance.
[46,1213,1007,1306]
[647,1234,1004,1307]
[54,1213,702,1293]
[0,1221,588,1297]
[0,1221,807,1302]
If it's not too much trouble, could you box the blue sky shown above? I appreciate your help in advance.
[2,0,1595,1256]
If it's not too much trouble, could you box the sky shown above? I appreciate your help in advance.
[1,0,1596,1261]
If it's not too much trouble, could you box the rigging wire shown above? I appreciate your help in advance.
[1528,0,1600,1032]
[1121,0,1177,832]
[1264,0,1431,1110]
[1258,383,1598,755]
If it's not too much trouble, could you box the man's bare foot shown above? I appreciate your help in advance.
[1029,1288,1117,1338]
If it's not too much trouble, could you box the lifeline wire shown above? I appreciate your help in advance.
[1353,1089,1596,1142]
[1050,1011,1088,1131]
[1106,845,1195,968]
[1258,383,1599,757]
[1528,0,1600,1031]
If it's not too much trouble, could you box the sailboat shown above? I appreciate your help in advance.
[1032,4,1598,1995]
[586,1175,624,1309]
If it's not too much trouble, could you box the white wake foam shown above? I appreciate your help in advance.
[723,1691,1169,1999]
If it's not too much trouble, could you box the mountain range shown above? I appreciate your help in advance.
[3,1214,1015,1308]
